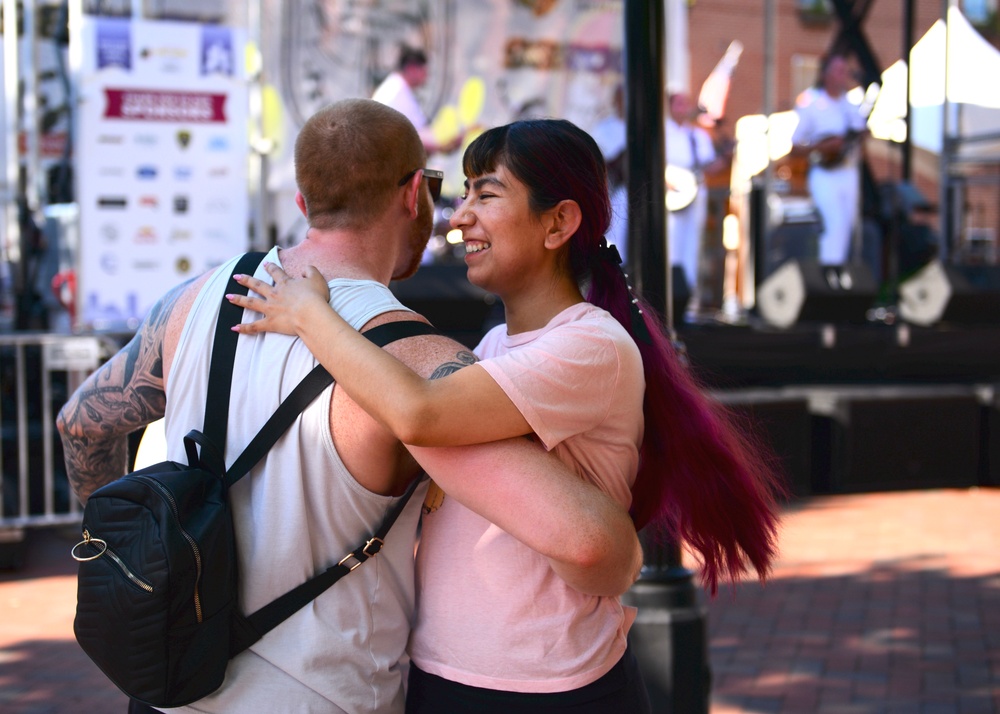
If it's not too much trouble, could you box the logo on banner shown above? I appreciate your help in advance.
[201,26,234,76]
[517,0,559,16]
[96,18,132,70]
[207,136,229,151]
[101,224,120,241]
[134,134,158,146]
[173,196,189,214]
[176,256,192,273]
[176,130,192,148]
[134,226,158,243]
[103,89,228,123]
[136,165,158,179]
[139,44,188,73]
[100,252,119,274]
[138,195,159,208]
[174,166,193,180]
[139,46,187,59]
[98,196,128,208]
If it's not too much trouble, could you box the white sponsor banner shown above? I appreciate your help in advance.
[76,16,248,330]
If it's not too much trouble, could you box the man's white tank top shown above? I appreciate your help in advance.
[160,248,425,714]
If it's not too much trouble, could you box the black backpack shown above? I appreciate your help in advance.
[71,252,434,707]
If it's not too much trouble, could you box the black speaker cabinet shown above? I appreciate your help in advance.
[899,260,1000,326]
[389,264,497,347]
[670,265,691,327]
[764,216,821,276]
[757,260,878,328]
[727,398,812,497]
[831,395,981,492]
[984,397,1000,488]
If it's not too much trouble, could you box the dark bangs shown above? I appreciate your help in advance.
[462,124,511,180]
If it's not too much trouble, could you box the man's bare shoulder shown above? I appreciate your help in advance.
[361,310,478,379]
[330,309,479,495]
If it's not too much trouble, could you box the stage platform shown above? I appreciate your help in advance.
[676,316,1000,388]
[667,315,1000,499]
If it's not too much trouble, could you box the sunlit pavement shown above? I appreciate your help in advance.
[2,488,999,713]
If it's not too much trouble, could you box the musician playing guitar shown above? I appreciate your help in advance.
[665,91,728,317]
[791,52,870,265]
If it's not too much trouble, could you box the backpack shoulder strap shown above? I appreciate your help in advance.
[197,251,268,474]
[230,472,424,655]
[227,319,442,656]
[361,319,440,347]
[223,319,440,488]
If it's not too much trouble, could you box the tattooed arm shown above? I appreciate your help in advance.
[56,279,196,503]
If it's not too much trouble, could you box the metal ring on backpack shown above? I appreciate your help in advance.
[72,536,108,562]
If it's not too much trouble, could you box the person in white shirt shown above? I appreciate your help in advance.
[373,46,462,157]
[665,92,726,314]
[791,53,869,265]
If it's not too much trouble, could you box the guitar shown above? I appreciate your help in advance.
[810,129,864,169]
[665,165,700,212]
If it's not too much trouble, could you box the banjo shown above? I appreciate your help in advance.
[665,164,699,212]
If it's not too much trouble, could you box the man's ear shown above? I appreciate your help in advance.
[542,200,583,250]
[402,171,422,219]
[295,190,308,218]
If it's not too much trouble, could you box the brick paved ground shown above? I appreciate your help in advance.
[0,525,128,713]
[1,488,998,713]
[706,488,1000,714]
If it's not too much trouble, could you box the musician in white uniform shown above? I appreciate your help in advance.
[665,92,723,315]
[792,53,869,265]
[372,46,462,157]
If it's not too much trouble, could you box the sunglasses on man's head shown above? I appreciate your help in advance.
[398,168,444,202]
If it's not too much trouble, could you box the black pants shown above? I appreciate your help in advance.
[406,645,652,714]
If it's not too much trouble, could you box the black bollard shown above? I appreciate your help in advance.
[623,533,710,713]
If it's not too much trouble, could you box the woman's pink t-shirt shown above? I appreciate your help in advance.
[408,302,645,693]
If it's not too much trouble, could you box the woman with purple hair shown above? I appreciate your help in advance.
[230,118,783,713]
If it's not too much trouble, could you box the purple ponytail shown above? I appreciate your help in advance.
[464,119,786,594]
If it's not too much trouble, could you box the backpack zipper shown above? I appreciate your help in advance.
[79,529,154,593]
[134,475,205,623]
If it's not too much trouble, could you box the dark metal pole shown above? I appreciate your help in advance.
[938,0,952,259]
[622,2,709,712]
[753,0,777,298]
[902,0,914,182]
[624,0,667,321]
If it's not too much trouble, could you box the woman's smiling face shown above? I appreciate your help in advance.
[450,163,551,298]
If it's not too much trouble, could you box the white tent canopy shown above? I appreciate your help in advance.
[868,6,1000,159]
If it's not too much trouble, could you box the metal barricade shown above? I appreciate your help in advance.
[0,333,112,531]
